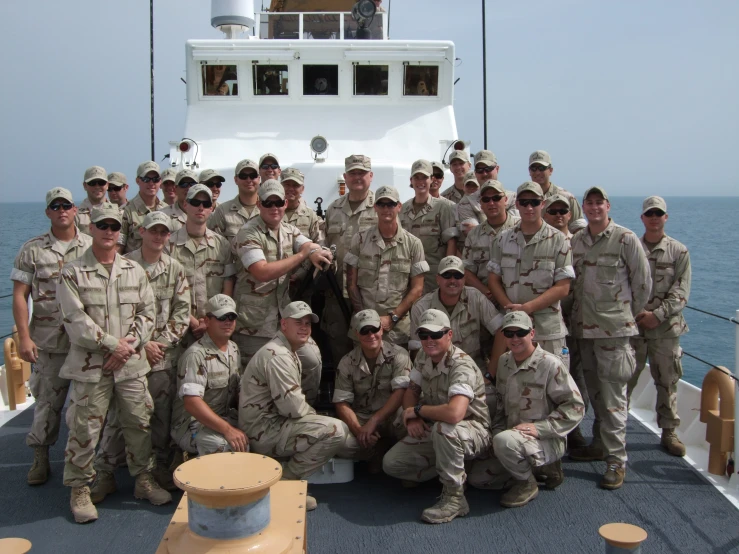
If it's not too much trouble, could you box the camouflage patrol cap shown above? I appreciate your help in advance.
[544,192,571,209]
[463,171,479,186]
[258,179,285,201]
[642,196,667,214]
[480,180,505,195]
[583,186,609,202]
[136,161,161,178]
[235,159,259,175]
[431,161,445,174]
[161,167,177,183]
[516,181,544,197]
[345,154,371,172]
[84,166,107,183]
[375,185,400,202]
[107,172,127,186]
[502,311,533,331]
[281,167,305,186]
[186,184,213,201]
[90,204,122,224]
[141,211,172,231]
[46,187,74,207]
[176,169,199,187]
[449,150,470,164]
[528,150,552,168]
[282,301,319,323]
[199,169,226,183]
[411,159,432,177]
[259,153,280,166]
[417,309,451,333]
[351,309,382,333]
[206,294,237,318]
[474,150,498,168]
[437,256,465,275]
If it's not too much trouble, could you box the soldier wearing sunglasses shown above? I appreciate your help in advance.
[107,172,129,210]
[160,167,178,207]
[75,165,114,235]
[429,161,455,209]
[456,150,518,231]
[160,169,198,234]
[258,152,281,181]
[198,168,226,209]
[383,309,491,524]
[528,150,584,233]
[119,161,166,254]
[208,159,262,240]
[468,311,584,507]
[440,150,471,204]
[11,187,92,487]
[627,196,691,458]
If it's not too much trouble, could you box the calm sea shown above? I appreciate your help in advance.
[0,198,736,387]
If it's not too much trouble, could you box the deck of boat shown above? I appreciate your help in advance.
[1,405,738,554]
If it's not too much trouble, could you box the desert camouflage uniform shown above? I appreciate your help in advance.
[542,183,583,231]
[11,229,92,447]
[94,251,191,471]
[571,219,650,462]
[399,197,458,292]
[57,249,156,486]
[468,345,584,488]
[456,190,519,230]
[440,184,465,204]
[284,198,325,288]
[75,198,114,236]
[333,341,412,459]
[159,201,187,234]
[382,345,491,487]
[239,332,346,478]
[344,225,429,345]
[629,234,691,429]
[488,221,574,361]
[119,194,167,253]
[207,196,260,240]
[462,215,519,287]
[171,334,241,455]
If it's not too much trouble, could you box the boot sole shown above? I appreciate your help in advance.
[27,477,49,486]
[661,444,686,457]
[73,513,99,524]
[500,487,539,508]
[600,481,624,490]
[421,507,470,524]
[134,493,173,506]
[543,477,564,490]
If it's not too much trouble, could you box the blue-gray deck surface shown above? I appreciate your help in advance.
[1,407,738,554]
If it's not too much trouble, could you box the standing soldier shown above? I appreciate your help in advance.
[258,153,282,182]
[160,169,198,234]
[457,150,518,227]
[569,187,650,490]
[199,168,226,210]
[429,161,452,207]
[208,159,262,241]
[11,188,92,485]
[281,167,324,245]
[345,185,428,348]
[528,150,584,232]
[160,167,178,207]
[107,172,129,210]
[628,196,691,457]
[120,161,167,253]
[57,204,171,524]
[91,212,191,499]
[440,150,471,203]
[75,166,112,235]
[383,309,491,524]
[400,159,458,292]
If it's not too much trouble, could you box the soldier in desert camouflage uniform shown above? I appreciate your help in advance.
[57,204,170,524]
[160,167,178,207]
[383,310,491,524]
[208,159,262,240]
[106,172,129,210]
[159,168,198,233]
[429,161,455,208]
[627,196,691,457]
[527,150,585,232]
[11,187,92,485]
[239,301,347,512]
[119,161,167,253]
[456,150,518,228]
[569,187,650,490]
[199,168,226,210]
[75,166,113,235]
[440,150,471,204]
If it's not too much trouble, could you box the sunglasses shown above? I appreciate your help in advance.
[260,163,280,170]
[188,198,213,208]
[140,176,162,183]
[205,181,223,189]
[518,199,543,208]
[546,207,570,216]
[359,326,380,336]
[481,194,504,204]
[108,184,125,192]
[87,180,107,187]
[49,202,75,211]
[94,221,122,232]
[503,328,530,338]
[432,173,445,179]
[261,199,286,208]
[441,271,464,280]
[529,164,550,172]
[474,166,496,174]
[238,172,259,180]
[212,313,237,322]
[418,329,449,341]
[177,181,196,188]
[644,209,666,218]
[375,201,398,209]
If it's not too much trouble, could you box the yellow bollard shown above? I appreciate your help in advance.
[700,367,735,475]
[4,327,31,411]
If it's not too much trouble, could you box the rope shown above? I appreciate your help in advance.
[685,305,739,325]
[682,351,739,383]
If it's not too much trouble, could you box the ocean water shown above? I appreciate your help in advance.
[0,198,736,387]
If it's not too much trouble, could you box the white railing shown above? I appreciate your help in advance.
[255,11,387,41]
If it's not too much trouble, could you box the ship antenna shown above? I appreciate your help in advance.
[150,0,155,160]
[481,0,488,150]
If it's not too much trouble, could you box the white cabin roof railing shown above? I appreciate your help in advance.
[254,11,388,40]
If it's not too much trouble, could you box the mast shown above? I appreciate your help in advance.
[150,0,155,160]
[481,0,488,149]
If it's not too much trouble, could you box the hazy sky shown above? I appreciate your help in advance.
[1,0,737,202]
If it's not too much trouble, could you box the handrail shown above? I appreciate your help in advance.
[685,305,739,325]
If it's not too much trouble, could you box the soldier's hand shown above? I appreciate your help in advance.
[406,418,429,439]
[18,337,39,364]
[224,426,248,452]
[358,419,380,448]
[308,248,332,269]
[192,318,207,339]
[513,422,539,438]
[635,311,660,330]
[105,337,137,371]
[144,341,166,365]
[379,315,393,331]
[505,303,526,314]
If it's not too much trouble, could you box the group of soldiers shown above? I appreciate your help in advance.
[11,148,691,525]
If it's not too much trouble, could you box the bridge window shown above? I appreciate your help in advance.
[202,64,239,96]
[253,64,289,95]
[353,64,388,96]
[403,65,439,97]
[303,65,338,95]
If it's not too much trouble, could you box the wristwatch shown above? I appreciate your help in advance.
[389,311,400,324]
[414,403,423,418]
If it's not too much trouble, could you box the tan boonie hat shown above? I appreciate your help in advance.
[281,167,305,186]
[107,172,127,186]
[449,150,470,164]
[375,185,400,203]
[411,159,432,177]
[345,154,371,172]
[206,294,237,318]
[437,256,465,275]
[517,181,544,197]
[84,166,107,183]
[463,171,479,186]
[544,192,571,209]
[642,196,667,214]
[583,186,609,202]
[529,150,552,167]
[258,179,285,201]
[502,311,533,331]
[351,309,382,333]
[186,184,213,201]
[136,161,161,178]
[141,211,172,231]
[176,169,199,187]
[161,167,177,183]
[417,309,451,333]
[282,300,319,323]
[480,180,505,195]
[431,161,444,174]
[90,204,122,224]
[46,187,74,207]
[259,153,280,167]
[474,150,498,168]
[199,169,225,183]
[235,159,259,175]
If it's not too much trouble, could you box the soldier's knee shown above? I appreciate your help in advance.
[430,421,459,444]
[381,448,403,477]
[492,429,520,457]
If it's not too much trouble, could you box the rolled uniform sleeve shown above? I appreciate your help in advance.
[269,356,315,418]
[439,202,459,243]
[553,235,575,282]
[409,368,423,387]
[236,226,268,270]
[448,364,476,401]
[344,233,361,267]
[178,351,207,398]
[11,248,34,284]
[409,239,429,277]
[480,295,504,334]
[487,234,503,276]
[332,357,355,404]
[390,348,412,390]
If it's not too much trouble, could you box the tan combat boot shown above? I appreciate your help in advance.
[281,466,317,511]
[600,459,625,490]
[152,463,178,492]
[533,460,564,490]
[500,474,539,508]
[421,485,470,524]
[71,486,99,524]
[661,429,686,457]
[90,470,118,504]
[27,446,51,485]
[134,472,173,505]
